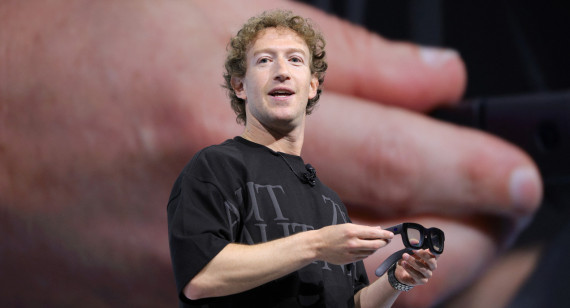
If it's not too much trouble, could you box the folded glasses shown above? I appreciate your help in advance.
[386,222,445,254]
[375,222,445,277]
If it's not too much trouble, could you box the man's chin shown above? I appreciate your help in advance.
[264,115,305,132]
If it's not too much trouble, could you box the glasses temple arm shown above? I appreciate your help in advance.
[375,248,415,277]
[384,223,404,235]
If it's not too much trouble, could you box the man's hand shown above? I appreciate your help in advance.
[396,250,438,287]
[314,224,394,265]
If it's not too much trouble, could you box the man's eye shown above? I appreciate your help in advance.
[290,57,303,63]
[258,58,270,64]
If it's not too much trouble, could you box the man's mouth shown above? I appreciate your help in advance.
[269,89,294,97]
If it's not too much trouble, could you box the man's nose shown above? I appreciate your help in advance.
[273,58,291,82]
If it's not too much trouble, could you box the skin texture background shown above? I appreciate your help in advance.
[2,1,562,307]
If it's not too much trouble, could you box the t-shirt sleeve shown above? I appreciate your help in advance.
[167,154,240,303]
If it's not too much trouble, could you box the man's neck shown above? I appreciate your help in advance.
[241,121,305,156]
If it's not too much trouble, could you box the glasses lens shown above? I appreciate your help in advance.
[406,228,422,248]
[430,230,444,253]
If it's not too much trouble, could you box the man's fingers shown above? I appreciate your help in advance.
[305,93,543,218]
[413,251,438,271]
[355,226,394,241]
[404,252,436,273]
[401,260,431,283]
[357,239,391,251]
[334,225,392,251]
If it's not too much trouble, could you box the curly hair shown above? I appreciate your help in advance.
[223,9,327,124]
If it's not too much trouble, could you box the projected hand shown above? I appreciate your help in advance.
[0,0,541,307]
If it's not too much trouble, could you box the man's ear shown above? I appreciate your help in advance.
[308,75,319,100]
[231,76,247,100]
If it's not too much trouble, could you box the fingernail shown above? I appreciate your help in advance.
[509,167,542,211]
[420,47,458,68]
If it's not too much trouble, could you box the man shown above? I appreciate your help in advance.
[167,10,438,307]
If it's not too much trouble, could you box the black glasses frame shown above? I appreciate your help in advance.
[385,222,445,254]
[375,222,445,277]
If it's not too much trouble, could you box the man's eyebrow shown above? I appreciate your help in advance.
[253,47,308,56]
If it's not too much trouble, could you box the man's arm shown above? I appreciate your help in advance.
[184,223,393,300]
[355,274,400,308]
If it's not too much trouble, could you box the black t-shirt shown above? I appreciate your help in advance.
[167,137,369,307]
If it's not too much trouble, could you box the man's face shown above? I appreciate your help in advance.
[234,27,318,130]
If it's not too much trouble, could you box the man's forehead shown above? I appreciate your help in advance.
[249,27,309,53]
